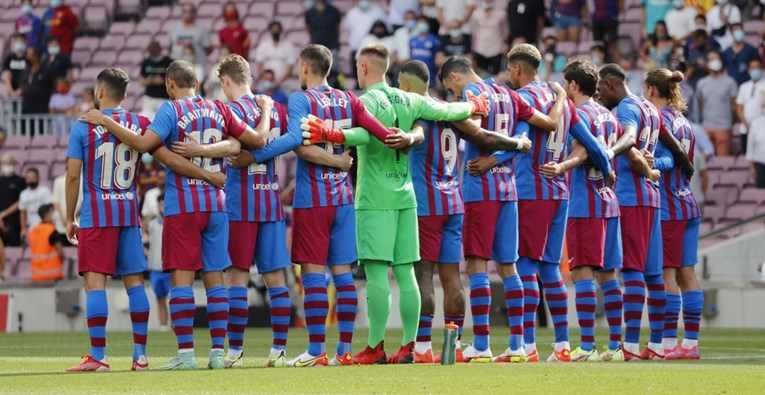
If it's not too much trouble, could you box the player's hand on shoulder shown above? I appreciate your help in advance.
[549,81,566,98]
[301,114,345,145]
[539,161,563,178]
[172,134,203,158]
[227,150,256,169]
[255,95,274,112]
[66,220,79,246]
[467,155,498,176]
[79,109,108,126]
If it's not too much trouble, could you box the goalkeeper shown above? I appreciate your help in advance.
[302,44,490,364]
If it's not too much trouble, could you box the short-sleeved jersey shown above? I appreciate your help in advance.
[613,94,663,208]
[461,78,535,202]
[568,101,621,219]
[410,102,464,217]
[67,108,150,228]
[658,106,700,220]
[226,94,288,222]
[149,96,247,216]
[515,81,580,201]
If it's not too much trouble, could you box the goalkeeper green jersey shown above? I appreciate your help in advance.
[342,82,473,210]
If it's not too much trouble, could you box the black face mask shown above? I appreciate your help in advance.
[28,182,38,189]
[272,32,281,40]
[374,31,386,38]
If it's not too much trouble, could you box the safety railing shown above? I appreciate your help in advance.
[1,97,76,137]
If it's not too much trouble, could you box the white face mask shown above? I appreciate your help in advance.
[709,59,723,72]
[1,165,14,176]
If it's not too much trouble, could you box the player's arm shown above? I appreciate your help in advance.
[221,98,271,149]
[540,139,588,178]
[568,118,612,174]
[653,141,674,172]
[172,135,241,159]
[657,127,693,177]
[626,147,660,182]
[64,158,82,244]
[415,90,489,122]
[295,145,354,171]
[467,122,530,176]
[453,118,531,152]
[254,94,310,162]
[80,109,163,153]
[151,146,226,188]
[385,122,425,150]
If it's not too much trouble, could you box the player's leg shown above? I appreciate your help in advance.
[643,208,666,360]
[326,205,359,365]
[597,217,625,361]
[413,215,443,363]
[224,221,259,367]
[435,213,466,363]
[539,200,571,361]
[387,208,421,364]
[661,219,684,358]
[493,201,525,362]
[619,207,651,360]
[678,217,702,359]
[80,272,110,369]
[115,227,151,370]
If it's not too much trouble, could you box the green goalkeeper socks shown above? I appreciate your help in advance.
[392,264,421,346]
[364,261,391,348]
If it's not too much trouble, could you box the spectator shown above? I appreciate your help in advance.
[204,45,232,102]
[48,77,77,137]
[392,10,418,68]
[305,0,342,64]
[696,50,738,156]
[640,20,673,68]
[345,0,387,76]
[746,101,765,188]
[77,87,94,114]
[148,194,170,331]
[436,25,472,67]
[2,34,29,98]
[538,36,567,82]
[470,0,508,76]
[42,0,79,55]
[141,168,166,224]
[668,42,687,72]
[254,21,298,89]
[139,41,172,118]
[621,54,646,96]
[437,0,475,44]
[592,0,621,62]
[19,167,53,242]
[722,23,761,85]
[15,0,43,50]
[665,0,697,41]
[590,44,607,68]
[689,148,709,213]
[255,69,289,107]
[552,0,586,43]
[389,0,420,30]
[28,204,64,282]
[684,29,721,87]
[21,47,55,130]
[51,168,81,240]
[410,16,441,86]
[506,0,545,45]
[421,0,441,34]
[180,44,205,82]
[706,0,740,42]
[360,20,395,56]
[42,36,73,83]
[219,3,249,59]
[643,0,674,37]
[0,153,25,247]
[137,154,161,200]
[736,58,765,154]
[168,3,213,67]
[693,14,707,32]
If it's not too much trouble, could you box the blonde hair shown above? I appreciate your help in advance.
[645,68,687,113]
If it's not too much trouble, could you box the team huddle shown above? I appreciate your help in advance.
[62,41,703,372]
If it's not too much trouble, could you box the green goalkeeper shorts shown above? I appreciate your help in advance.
[356,208,420,265]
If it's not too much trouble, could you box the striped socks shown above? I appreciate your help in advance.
[127,285,149,360]
[600,278,623,351]
[682,290,703,347]
[268,287,291,351]
[444,314,465,348]
[332,272,357,356]
[86,290,108,360]
[518,257,539,351]
[469,272,491,352]
[540,263,569,345]
[574,279,597,352]
[416,314,434,352]
[622,270,645,350]
[303,273,329,356]
[645,274,666,348]
[206,286,229,350]
[227,286,249,357]
[169,286,195,351]
[663,293,681,350]
[502,275,524,351]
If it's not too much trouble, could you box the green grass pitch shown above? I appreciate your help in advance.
[0,327,763,394]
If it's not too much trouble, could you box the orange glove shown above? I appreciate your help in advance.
[466,90,490,117]
[300,114,346,145]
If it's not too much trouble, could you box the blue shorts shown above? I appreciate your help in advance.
[150,270,171,298]
[645,208,664,277]
[464,201,518,264]
[292,204,358,266]
[78,226,147,276]
[553,12,582,29]
[662,217,700,268]
[418,214,463,263]
[163,212,232,272]
[518,199,569,264]
[602,217,624,271]
[229,220,291,273]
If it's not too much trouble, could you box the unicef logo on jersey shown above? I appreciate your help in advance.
[253,182,280,191]
[102,191,135,201]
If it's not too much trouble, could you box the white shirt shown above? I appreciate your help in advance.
[148,217,163,272]
[736,79,765,134]
[51,174,82,234]
[388,0,420,26]
[746,114,765,164]
[254,38,298,75]
[344,4,388,51]
[141,187,162,219]
[19,185,52,229]
[664,7,697,40]
[706,4,741,33]
[437,0,475,35]
[393,26,416,61]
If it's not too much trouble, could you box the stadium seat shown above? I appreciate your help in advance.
[556,42,577,56]
[91,50,119,67]
[110,21,136,36]
[73,36,101,53]
[276,1,304,17]
[708,156,735,171]
[618,22,642,50]
[737,188,765,205]
[125,34,152,51]
[733,155,751,170]
[704,204,726,224]
[117,49,144,67]
[50,160,67,179]
[11,258,31,281]
[699,221,713,235]
[135,18,162,36]
[722,205,757,222]
[707,186,738,207]
[2,135,31,151]
[100,34,127,51]
[83,5,110,34]
[743,20,765,36]
[285,30,310,47]
[717,170,751,190]
[145,5,172,20]
[247,2,275,20]
[29,135,57,150]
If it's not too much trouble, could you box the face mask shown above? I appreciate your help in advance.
[48,46,60,56]
[449,30,462,39]
[405,20,416,30]
[22,4,32,14]
[716,0,727,4]
[695,24,706,30]
[305,0,315,9]
[709,59,723,72]
[359,0,370,10]
[224,10,237,21]
[674,0,685,7]
[28,182,38,190]
[591,55,602,66]
[1,165,14,176]
[14,42,26,53]
[258,80,275,91]
[141,153,154,165]
[50,0,61,7]
[483,1,494,9]
[733,30,745,43]
[182,55,195,63]
[751,69,763,81]
[374,30,386,38]
[272,31,281,40]
[544,53,554,63]
[416,22,430,35]
[57,85,69,94]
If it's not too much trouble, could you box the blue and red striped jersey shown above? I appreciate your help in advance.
[515,81,581,201]
[612,94,663,208]
[67,108,149,228]
[149,96,247,216]
[410,101,464,216]
[461,78,535,203]
[657,106,701,220]
[568,100,621,219]
[226,94,288,222]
